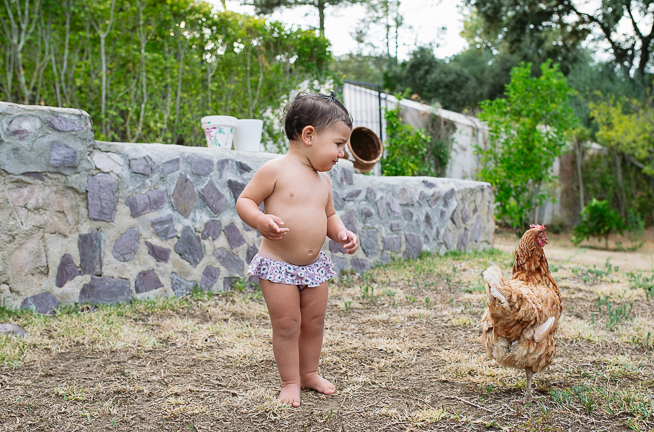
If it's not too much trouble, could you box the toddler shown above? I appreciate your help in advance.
[236,91,358,407]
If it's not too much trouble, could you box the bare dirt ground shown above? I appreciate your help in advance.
[0,233,653,431]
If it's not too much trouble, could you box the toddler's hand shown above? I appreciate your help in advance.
[256,214,289,240]
[338,230,358,254]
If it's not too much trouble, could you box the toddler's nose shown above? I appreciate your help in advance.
[338,146,345,158]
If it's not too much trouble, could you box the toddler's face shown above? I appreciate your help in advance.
[309,122,351,172]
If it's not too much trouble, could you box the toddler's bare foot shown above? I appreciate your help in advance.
[301,373,335,395]
[279,383,301,407]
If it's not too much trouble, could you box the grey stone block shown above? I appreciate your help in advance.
[87,174,119,222]
[186,154,214,175]
[403,209,414,221]
[351,259,371,274]
[332,191,344,210]
[329,240,346,254]
[217,158,235,174]
[390,221,402,231]
[376,196,385,216]
[126,188,166,218]
[79,276,132,305]
[21,292,60,315]
[430,192,441,207]
[444,188,455,205]
[130,155,156,176]
[361,207,374,220]
[458,229,469,251]
[224,223,246,249]
[78,229,104,276]
[399,187,414,204]
[365,186,376,200]
[237,161,252,174]
[175,226,204,267]
[404,233,422,259]
[150,214,176,240]
[342,210,357,235]
[0,324,27,337]
[360,229,379,258]
[461,205,470,224]
[213,248,244,275]
[199,180,227,214]
[201,220,222,240]
[439,208,447,220]
[443,229,456,250]
[422,180,436,188]
[48,116,82,132]
[380,252,392,264]
[425,213,433,229]
[386,193,401,216]
[340,166,353,184]
[55,254,79,288]
[172,174,196,218]
[112,226,139,262]
[470,215,482,243]
[331,256,348,275]
[135,270,164,293]
[228,179,246,201]
[200,265,221,290]
[23,172,45,181]
[170,272,196,297]
[344,189,362,200]
[383,236,401,253]
[162,158,180,177]
[419,191,427,202]
[451,204,463,229]
[49,142,77,167]
[145,241,170,263]
[246,244,258,264]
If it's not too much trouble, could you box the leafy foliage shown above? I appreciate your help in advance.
[476,61,578,233]
[572,199,625,249]
[381,103,433,176]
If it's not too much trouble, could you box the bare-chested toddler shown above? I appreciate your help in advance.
[236,92,358,407]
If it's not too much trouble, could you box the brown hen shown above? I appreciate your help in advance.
[480,225,562,402]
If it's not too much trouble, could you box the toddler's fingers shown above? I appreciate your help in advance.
[270,215,285,225]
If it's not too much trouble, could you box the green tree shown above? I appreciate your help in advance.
[381,103,433,177]
[476,60,578,234]
[572,199,626,249]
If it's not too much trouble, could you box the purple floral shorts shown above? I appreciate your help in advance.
[247,251,336,290]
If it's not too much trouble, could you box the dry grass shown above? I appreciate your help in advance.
[0,247,653,431]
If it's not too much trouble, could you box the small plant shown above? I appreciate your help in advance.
[572,199,625,249]
[343,300,352,313]
[572,385,595,413]
[549,388,572,405]
[594,295,633,330]
[424,297,431,309]
[404,295,416,303]
[627,272,654,300]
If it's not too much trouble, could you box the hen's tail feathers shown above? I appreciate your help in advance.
[483,266,509,308]
[534,317,555,343]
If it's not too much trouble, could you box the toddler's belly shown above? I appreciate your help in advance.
[260,209,327,266]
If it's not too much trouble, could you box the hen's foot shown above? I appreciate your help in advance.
[279,383,301,408]
[301,373,335,395]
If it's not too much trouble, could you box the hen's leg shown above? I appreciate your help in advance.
[523,369,533,403]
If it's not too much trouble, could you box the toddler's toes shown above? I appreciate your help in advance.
[301,374,335,395]
[279,384,301,408]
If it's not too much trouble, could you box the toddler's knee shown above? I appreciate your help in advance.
[274,317,301,339]
[301,313,325,331]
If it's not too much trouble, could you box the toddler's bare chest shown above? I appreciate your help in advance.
[274,175,329,206]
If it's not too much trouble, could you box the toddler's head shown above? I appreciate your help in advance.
[284,91,352,141]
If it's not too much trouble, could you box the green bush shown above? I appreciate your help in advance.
[382,104,434,177]
[572,199,625,249]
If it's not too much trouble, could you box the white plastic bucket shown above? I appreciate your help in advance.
[201,115,238,149]
[233,119,263,152]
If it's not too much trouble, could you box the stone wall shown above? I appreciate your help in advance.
[0,102,494,314]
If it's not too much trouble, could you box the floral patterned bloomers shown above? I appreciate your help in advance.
[247,251,336,290]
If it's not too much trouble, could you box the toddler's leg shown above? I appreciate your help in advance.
[260,279,302,407]
[298,282,335,395]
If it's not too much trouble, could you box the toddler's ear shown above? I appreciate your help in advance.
[301,125,316,146]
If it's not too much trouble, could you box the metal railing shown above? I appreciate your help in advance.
[342,80,386,144]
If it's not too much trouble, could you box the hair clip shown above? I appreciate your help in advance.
[327,90,336,101]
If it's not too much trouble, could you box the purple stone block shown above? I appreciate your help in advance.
[186,154,214,176]
[79,276,132,305]
[361,207,374,220]
[145,241,170,263]
[202,220,222,240]
[344,190,362,201]
[126,188,166,218]
[150,214,176,240]
[383,236,401,253]
[21,292,60,315]
[78,229,104,276]
[223,223,246,249]
[246,244,258,264]
[376,196,385,216]
[429,192,441,207]
[331,256,348,275]
[332,191,344,210]
[112,226,139,262]
[458,229,469,251]
[48,116,82,132]
[175,226,204,267]
[439,208,447,220]
[170,272,196,297]
[351,259,371,274]
[403,209,414,221]
[342,210,357,235]
[404,233,422,259]
[443,229,456,250]
[213,248,244,275]
[199,180,227,214]
[365,187,376,200]
[162,158,180,177]
[419,191,427,202]
[200,265,221,291]
[87,174,119,222]
[340,166,353,185]
[399,188,415,204]
[130,155,156,176]
[461,206,470,224]
[56,254,79,288]
[217,158,234,174]
[228,179,246,201]
[0,324,27,337]
[422,180,436,188]
[237,161,252,174]
[425,213,433,229]
[135,270,164,293]
[172,174,196,218]
[444,188,455,205]
[380,252,392,264]
[451,204,463,229]
[329,240,346,254]
[23,172,45,181]
[360,229,379,258]
[8,116,40,140]
[386,193,401,216]
[390,221,402,231]
[49,142,78,167]
[470,215,482,243]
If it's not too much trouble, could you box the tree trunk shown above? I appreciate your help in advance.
[575,138,585,213]
[613,149,627,219]
[318,0,325,36]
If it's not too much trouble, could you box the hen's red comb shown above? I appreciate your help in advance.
[530,224,547,231]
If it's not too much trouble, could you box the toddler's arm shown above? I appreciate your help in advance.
[236,163,289,240]
[324,178,358,254]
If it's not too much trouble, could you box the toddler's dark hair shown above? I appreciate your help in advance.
[284,91,353,140]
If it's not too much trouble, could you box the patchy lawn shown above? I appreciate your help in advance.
[1,245,653,431]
